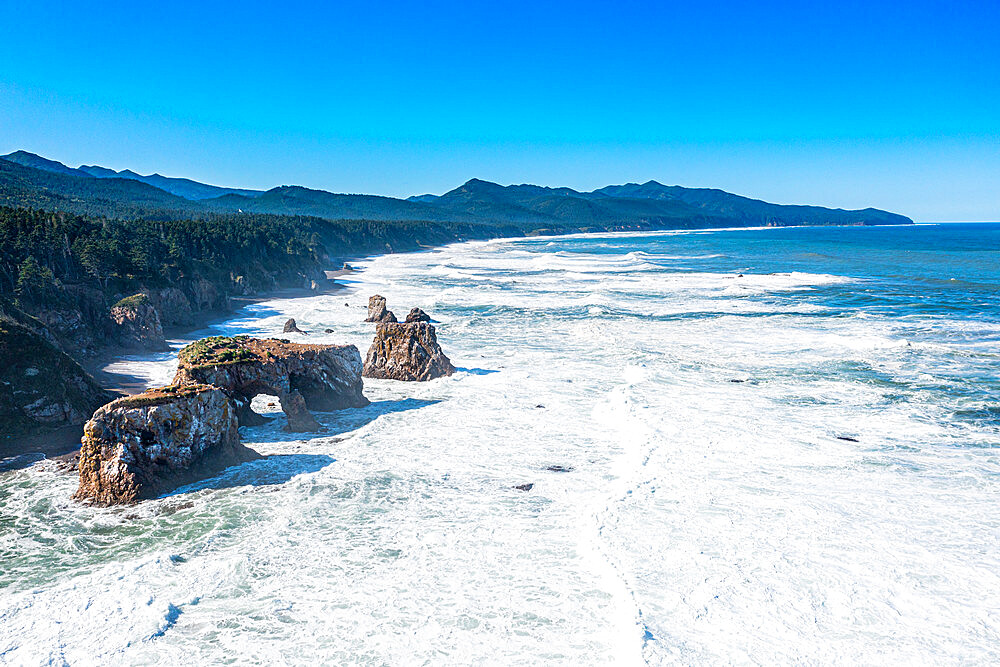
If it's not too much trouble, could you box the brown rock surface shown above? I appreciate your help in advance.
[173,336,368,431]
[364,295,396,323]
[74,384,257,505]
[404,307,431,323]
[362,322,455,381]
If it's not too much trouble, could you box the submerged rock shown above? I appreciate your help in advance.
[109,293,167,350]
[362,322,455,381]
[364,295,396,323]
[173,335,368,431]
[404,307,431,323]
[283,318,306,334]
[74,384,258,505]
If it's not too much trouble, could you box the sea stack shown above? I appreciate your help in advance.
[74,384,257,505]
[363,321,455,381]
[282,318,306,334]
[173,335,369,431]
[364,295,397,323]
[405,307,431,323]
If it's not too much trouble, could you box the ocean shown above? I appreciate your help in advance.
[1,223,998,664]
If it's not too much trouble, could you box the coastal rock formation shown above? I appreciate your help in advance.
[144,287,194,327]
[283,318,306,334]
[365,295,397,323]
[405,307,431,323]
[173,335,368,431]
[109,293,167,350]
[363,322,455,381]
[74,384,257,505]
[0,309,113,436]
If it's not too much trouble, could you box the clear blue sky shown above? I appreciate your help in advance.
[1,0,997,221]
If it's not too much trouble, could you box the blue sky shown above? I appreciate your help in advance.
[1,0,997,220]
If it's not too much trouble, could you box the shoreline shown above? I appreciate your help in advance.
[1,266,369,463]
[3,222,921,463]
[83,266,364,397]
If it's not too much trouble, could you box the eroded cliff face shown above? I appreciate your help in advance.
[74,384,257,505]
[109,294,167,350]
[363,322,455,381]
[0,309,113,436]
[144,287,193,327]
[173,336,369,431]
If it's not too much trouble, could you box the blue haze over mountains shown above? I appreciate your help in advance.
[0,150,913,228]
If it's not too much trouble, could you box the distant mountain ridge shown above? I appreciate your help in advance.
[2,150,262,201]
[0,150,914,228]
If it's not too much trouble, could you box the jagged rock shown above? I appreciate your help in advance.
[283,318,306,334]
[74,384,257,505]
[364,295,396,323]
[173,336,368,431]
[110,293,168,350]
[0,312,113,436]
[405,307,431,323]
[362,322,455,381]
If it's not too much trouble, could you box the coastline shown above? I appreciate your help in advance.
[2,222,922,464]
[1,267,369,464]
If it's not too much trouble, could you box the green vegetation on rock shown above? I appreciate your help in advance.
[112,293,151,309]
[178,335,257,368]
[113,383,214,409]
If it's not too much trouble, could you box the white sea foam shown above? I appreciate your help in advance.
[1,232,998,664]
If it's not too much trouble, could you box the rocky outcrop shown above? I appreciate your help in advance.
[173,336,368,431]
[144,287,194,327]
[74,384,257,505]
[363,322,455,381]
[0,310,113,436]
[283,318,306,334]
[365,295,397,323]
[109,294,167,350]
[405,307,431,323]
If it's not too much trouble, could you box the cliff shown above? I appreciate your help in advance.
[109,293,167,350]
[0,302,113,436]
